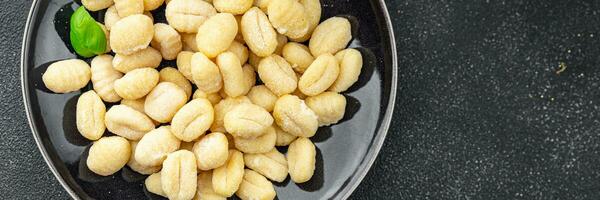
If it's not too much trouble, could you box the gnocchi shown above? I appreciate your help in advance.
[309,17,352,56]
[114,68,159,100]
[144,82,188,123]
[145,172,166,197]
[216,52,246,98]
[272,95,318,137]
[193,132,229,170]
[176,51,195,81]
[330,48,363,92]
[114,0,143,17]
[287,137,316,183]
[112,47,162,73]
[224,103,274,138]
[127,141,162,175]
[104,105,155,140]
[257,55,297,96]
[162,150,198,200]
[82,0,114,12]
[233,126,276,154]
[90,55,122,102]
[135,126,181,166]
[210,96,251,133]
[282,42,314,73]
[298,53,340,96]
[213,0,252,15]
[195,171,227,200]
[235,169,276,200]
[243,148,288,182]
[76,91,106,141]
[212,150,244,197]
[42,59,91,93]
[159,67,193,98]
[247,85,278,112]
[240,7,277,57]
[171,98,214,142]
[165,0,217,33]
[196,13,238,58]
[191,52,223,94]
[267,0,309,40]
[305,91,346,126]
[86,136,131,176]
[151,23,182,60]
[110,14,154,55]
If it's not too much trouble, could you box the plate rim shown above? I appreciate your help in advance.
[20,0,398,199]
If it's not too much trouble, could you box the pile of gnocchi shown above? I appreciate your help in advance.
[42,0,363,199]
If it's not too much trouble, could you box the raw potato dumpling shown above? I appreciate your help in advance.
[213,0,252,15]
[233,126,276,154]
[224,103,274,138]
[82,0,114,11]
[114,68,159,100]
[330,48,363,92]
[216,52,246,98]
[176,51,195,81]
[196,13,238,58]
[144,0,164,11]
[274,125,296,146]
[171,98,214,142]
[114,0,143,17]
[90,55,123,102]
[105,6,154,31]
[210,96,251,133]
[267,0,309,40]
[161,150,197,200]
[151,23,182,60]
[244,148,288,182]
[191,52,223,93]
[42,59,91,93]
[127,141,161,175]
[235,169,276,200]
[212,150,244,197]
[181,33,199,52]
[135,126,181,166]
[227,41,249,64]
[196,171,227,200]
[159,67,192,98]
[241,7,277,57]
[192,89,222,105]
[287,137,316,183]
[110,14,154,55]
[305,92,346,126]
[272,95,318,137]
[309,17,352,56]
[257,55,297,96]
[86,136,131,176]
[282,42,314,74]
[193,132,229,170]
[298,53,340,96]
[104,105,155,140]
[292,0,322,42]
[112,47,162,73]
[76,91,106,141]
[166,0,217,33]
[146,172,166,197]
[144,82,188,123]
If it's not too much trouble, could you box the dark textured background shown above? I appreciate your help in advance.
[4,0,600,199]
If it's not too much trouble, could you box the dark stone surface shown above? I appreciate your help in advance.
[5,0,600,199]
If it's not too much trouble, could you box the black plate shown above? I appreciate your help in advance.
[21,0,397,199]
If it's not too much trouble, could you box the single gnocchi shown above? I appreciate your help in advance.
[216,52,246,98]
[243,148,288,182]
[272,95,318,137]
[176,51,195,81]
[110,14,154,55]
[241,64,256,95]
[143,0,164,11]
[305,91,346,126]
[181,33,199,52]
[213,0,252,14]
[210,96,251,133]
[212,150,244,197]
[86,136,131,176]
[298,53,340,96]
[145,172,166,197]
[309,17,352,56]
[159,67,193,98]
[267,0,309,40]
[257,55,297,96]
[135,126,181,166]
[193,132,229,170]
[161,150,198,200]
[82,0,114,11]
[191,52,224,93]
[287,137,316,183]
[112,47,162,73]
[104,105,155,140]
[114,68,159,100]
[282,42,314,73]
[127,141,162,175]
[166,0,216,33]
[227,41,249,64]
[76,91,106,141]
[330,48,363,92]
[192,90,222,105]
[233,126,276,154]
[195,171,227,200]
[151,23,182,60]
[293,0,322,42]
[42,59,91,93]
[235,169,276,200]
[144,82,188,123]
[90,55,122,102]
[247,85,278,112]
[274,125,296,146]
[240,7,277,57]
[114,0,144,17]
[224,103,274,138]
[171,98,215,142]
[195,13,238,58]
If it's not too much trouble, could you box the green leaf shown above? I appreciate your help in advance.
[70,7,106,58]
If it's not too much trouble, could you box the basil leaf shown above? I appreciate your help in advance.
[70,7,107,58]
